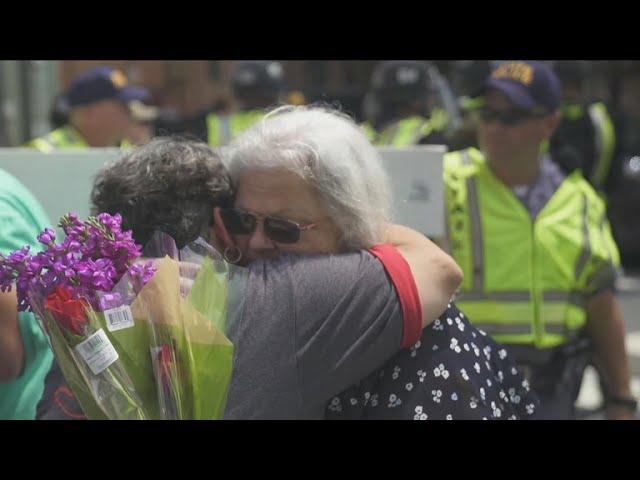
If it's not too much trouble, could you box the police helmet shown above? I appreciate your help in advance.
[552,61,590,89]
[371,61,431,103]
[231,61,284,99]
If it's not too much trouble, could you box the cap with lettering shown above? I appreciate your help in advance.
[66,66,148,108]
[484,61,561,111]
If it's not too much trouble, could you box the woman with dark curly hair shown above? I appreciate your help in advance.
[90,137,234,249]
[36,136,464,420]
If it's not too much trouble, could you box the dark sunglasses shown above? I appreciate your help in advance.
[219,207,319,244]
[478,106,549,126]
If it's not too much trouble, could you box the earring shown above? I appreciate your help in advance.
[223,246,242,264]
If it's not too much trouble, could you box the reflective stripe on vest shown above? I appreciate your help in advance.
[575,192,590,282]
[461,151,485,291]
[458,290,585,307]
[588,102,616,190]
[377,117,430,147]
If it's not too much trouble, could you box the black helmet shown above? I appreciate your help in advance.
[552,61,590,89]
[231,60,284,99]
[371,61,431,103]
[449,61,494,97]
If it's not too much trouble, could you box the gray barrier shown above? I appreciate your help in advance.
[0,145,445,237]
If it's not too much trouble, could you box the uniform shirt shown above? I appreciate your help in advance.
[511,155,567,219]
[0,169,54,419]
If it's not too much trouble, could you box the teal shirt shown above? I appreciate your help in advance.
[0,169,54,419]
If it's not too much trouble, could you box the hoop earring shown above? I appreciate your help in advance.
[223,246,242,264]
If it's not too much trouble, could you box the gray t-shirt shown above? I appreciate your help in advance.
[223,250,406,419]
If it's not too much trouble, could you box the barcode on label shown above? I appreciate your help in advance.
[74,329,119,375]
[77,333,107,356]
[105,305,135,332]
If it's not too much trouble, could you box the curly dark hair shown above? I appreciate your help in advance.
[91,136,233,249]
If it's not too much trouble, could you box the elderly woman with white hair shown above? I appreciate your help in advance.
[224,105,539,419]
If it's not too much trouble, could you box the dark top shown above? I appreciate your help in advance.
[326,302,540,420]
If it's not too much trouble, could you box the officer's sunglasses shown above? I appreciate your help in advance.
[219,207,320,244]
[478,106,550,126]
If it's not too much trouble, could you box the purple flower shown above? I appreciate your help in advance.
[7,246,31,265]
[0,212,150,313]
[37,228,56,246]
[129,261,157,291]
[98,292,124,311]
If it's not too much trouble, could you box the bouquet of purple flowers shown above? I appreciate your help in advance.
[0,212,235,420]
[0,213,156,419]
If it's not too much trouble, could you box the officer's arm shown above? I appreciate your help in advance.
[585,290,634,420]
[383,223,463,328]
[0,290,24,381]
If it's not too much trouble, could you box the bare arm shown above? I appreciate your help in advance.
[382,223,463,328]
[585,290,634,420]
[0,290,24,382]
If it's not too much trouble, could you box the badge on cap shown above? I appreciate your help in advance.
[110,70,128,89]
[491,62,534,86]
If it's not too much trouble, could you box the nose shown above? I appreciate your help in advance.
[247,221,277,255]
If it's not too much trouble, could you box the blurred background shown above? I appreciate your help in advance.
[3,60,639,271]
[2,60,636,143]
[2,59,640,417]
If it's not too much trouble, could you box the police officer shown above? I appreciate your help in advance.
[364,61,452,147]
[549,61,617,194]
[26,66,145,151]
[444,61,636,419]
[206,61,284,147]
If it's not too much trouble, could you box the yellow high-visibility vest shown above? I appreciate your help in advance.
[444,147,620,349]
[375,111,449,147]
[206,110,266,147]
[25,125,89,152]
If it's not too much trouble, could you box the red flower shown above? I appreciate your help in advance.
[45,286,89,336]
[158,344,174,365]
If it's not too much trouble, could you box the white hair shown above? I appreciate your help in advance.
[225,105,392,250]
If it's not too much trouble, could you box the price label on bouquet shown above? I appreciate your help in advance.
[105,305,135,332]
[75,329,119,375]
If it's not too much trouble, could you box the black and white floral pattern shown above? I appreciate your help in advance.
[326,303,539,420]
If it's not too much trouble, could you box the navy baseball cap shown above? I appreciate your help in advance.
[484,61,562,112]
[66,66,148,108]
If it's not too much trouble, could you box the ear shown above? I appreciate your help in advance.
[213,207,235,249]
[542,110,562,139]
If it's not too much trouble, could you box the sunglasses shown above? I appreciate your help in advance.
[478,106,549,126]
[219,207,319,244]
